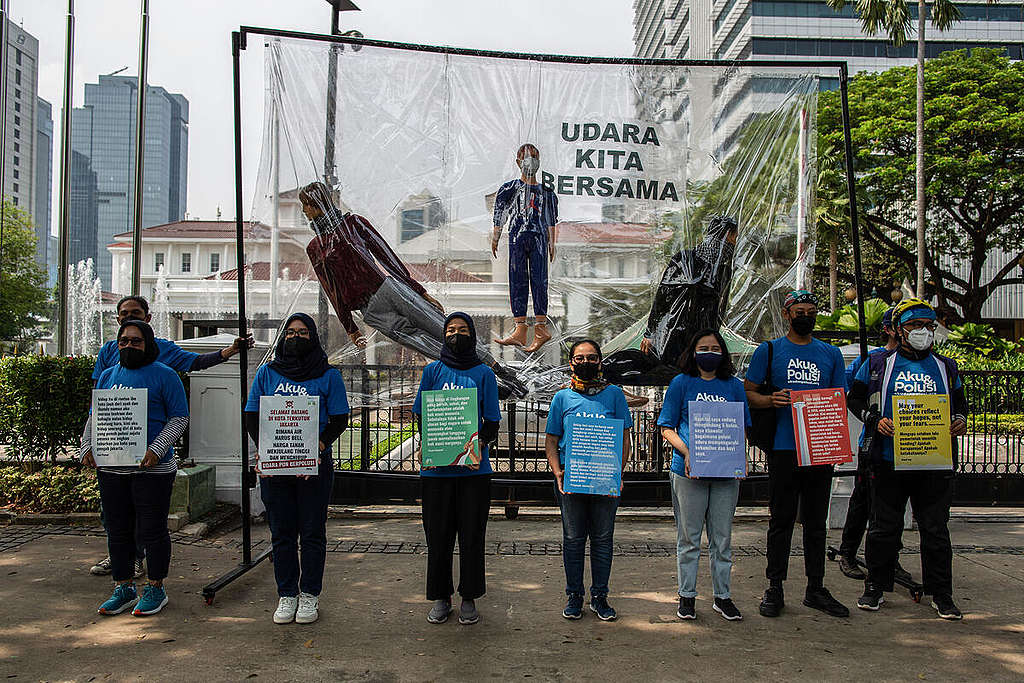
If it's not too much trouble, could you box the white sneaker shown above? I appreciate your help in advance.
[295,592,319,624]
[273,596,298,624]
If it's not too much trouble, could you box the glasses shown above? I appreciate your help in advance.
[903,321,938,331]
[117,338,145,348]
[284,329,311,338]
[572,354,600,363]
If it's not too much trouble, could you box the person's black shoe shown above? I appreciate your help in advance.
[931,594,963,621]
[713,597,742,621]
[838,554,866,580]
[803,587,850,618]
[759,586,784,618]
[894,561,914,586]
[676,596,696,620]
[857,584,885,611]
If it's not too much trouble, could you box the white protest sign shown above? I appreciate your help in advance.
[258,395,320,475]
[92,388,148,466]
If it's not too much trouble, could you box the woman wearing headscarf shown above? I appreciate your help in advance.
[545,339,633,621]
[412,312,502,626]
[244,313,350,625]
[80,320,189,617]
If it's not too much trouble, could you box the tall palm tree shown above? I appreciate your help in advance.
[826,0,977,298]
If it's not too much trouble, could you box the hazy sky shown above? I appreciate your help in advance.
[13,0,636,228]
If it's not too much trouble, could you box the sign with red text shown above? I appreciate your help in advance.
[259,395,320,475]
[791,388,853,466]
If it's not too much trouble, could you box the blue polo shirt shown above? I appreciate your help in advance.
[93,338,199,381]
[545,386,633,465]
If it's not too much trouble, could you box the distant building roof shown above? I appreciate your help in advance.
[211,260,482,283]
[110,220,271,244]
[556,222,672,245]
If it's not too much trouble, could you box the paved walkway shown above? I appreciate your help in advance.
[2,515,1023,681]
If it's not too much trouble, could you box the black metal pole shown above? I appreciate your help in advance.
[0,0,9,309]
[130,0,150,295]
[56,1,75,356]
[839,63,869,359]
[317,6,342,349]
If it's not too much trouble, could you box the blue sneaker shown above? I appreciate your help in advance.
[132,585,168,617]
[98,583,138,615]
[562,593,584,620]
[590,595,617,621]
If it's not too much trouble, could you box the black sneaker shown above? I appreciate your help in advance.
[562,593,584,620]
[931,594,963,621]
[589,595,617,621]
[676,596,696,620]
[857,584,885,611]
[838,555,866,580]
[713,597,742,621]
[894,561,914,586]
[803,587,850,618]
[759,586,784,618]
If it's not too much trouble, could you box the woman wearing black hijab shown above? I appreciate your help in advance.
[81,320,189,617]
[245,313,350,625]
[412,312,501,625]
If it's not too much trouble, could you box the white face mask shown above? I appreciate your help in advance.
[519,156,540,175]
[906,328,935,351]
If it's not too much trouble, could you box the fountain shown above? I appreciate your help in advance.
[151,266,172,339]
[67,259,102,355]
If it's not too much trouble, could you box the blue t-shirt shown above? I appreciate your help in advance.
[95,361,189,464]
[745,337,846,451]
[412,361,501,477]
[245,366,351,455]
[93,338,199,380]
[545,386,633,465]
[493,179,558,244]
[657,374,751,477]
[854,353,961,461]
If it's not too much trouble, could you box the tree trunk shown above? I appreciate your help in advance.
[915,0,927,297]
[829,236,838,310]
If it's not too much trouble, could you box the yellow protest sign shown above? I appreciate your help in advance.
[892,394,953,470]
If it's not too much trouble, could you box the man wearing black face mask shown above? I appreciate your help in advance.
[745,290,849,619]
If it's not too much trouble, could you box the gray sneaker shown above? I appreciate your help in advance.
[458,599,479,625]
[90,556,112,576]
[427,599,452,624]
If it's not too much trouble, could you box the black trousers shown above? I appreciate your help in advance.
[839,465,872,558]
[866,466,953,596]
[766,450,834,582]
[97,470,176,582]
[421,474,491,601]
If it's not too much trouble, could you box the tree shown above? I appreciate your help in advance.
[818,49,1024,322]
[826,0,981,299]
[0,200,50,341]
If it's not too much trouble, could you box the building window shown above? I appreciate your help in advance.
[210,252,220,272]
[12,197,17,206]
[181,252,191,273]
[12,143,18,153]
[13,102,19,113]
[12,129,18,139]
[12,183,18,193]
[154,252,165,271]
[15,50,21,65]
[12,170,18,180]
[14,89,20,99]
[14,70,20,85]
[13,115,19,126]
[13,156,18,166]
[400,209,426,243]
[617,258,626,278]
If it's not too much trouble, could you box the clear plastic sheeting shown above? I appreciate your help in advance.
[245,37,825,405]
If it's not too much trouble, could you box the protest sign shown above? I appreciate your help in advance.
[688,401,746,478]
[259,395,320,475]
[92,388,148,466]
[421,388,480,468]
[564,416,624,496]
[791,388,854,466]
[893,394,953,470]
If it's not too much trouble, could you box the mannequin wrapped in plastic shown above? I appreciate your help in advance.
[300,181,526,398]
[602,216,738,386]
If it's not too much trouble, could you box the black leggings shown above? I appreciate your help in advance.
[97,470,176,582]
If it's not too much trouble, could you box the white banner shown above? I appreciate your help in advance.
[92,388,148,466]
[258,395,320,476]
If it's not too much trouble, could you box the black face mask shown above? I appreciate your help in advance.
[119,347,147,369]
[791,314,816,336]
[572,362,600,381]
[283,337,314,357]
[695,352,722,372]
[445,333,473,354]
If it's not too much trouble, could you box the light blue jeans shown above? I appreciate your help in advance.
[670,472,740,599]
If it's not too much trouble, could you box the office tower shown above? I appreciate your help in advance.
[71,75,188,289]
[2,19,39,230]
[35,97,53,286]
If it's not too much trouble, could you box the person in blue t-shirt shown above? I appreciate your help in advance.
[744,290,849,619]
[491,143,558,352]
[244,313,350,626]
[88,295,252,578]
[80,320,189,618]
[545,339,633,622]
[412,312,501,626]
[848,299,968,619]
[658,328,750,622]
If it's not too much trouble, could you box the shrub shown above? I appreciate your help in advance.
[0,355,96,461]
[0,464,100,513]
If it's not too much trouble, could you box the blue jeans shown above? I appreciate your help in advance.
[508,232,548,317]
[259,459,334,597]
[670,472,739,599]
[555,483,618,598]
